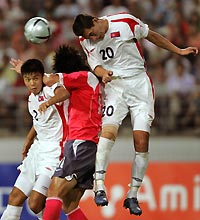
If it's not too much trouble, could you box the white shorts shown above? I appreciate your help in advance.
[15,139,61,195]
[102,72,155,132]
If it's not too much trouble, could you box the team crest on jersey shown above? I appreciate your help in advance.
[110,31,120,38]
[38,95,44,102]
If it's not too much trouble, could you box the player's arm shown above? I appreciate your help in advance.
[22,125,36,160]
[10,58,23,74]
[38,85,69,112]
[43,74,59,86]
[94,65,113,83]
[81,40,113,83]
[146,30,198,56]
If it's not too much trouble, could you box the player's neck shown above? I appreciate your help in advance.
[102,19,109,33]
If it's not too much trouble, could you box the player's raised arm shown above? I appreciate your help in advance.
[10,58,23,74]
[146,30,199,56]
[38,85,70,113]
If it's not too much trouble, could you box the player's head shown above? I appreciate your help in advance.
[21,59,44,95]
[73,14,106,42]
[52,45,90,73]
[73,14,95,36]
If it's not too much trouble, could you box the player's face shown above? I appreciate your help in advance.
[23,72,43,95]
[83,20,106,42]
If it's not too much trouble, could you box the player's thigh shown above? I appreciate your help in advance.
[128,74,155,132]
[62,188,85,213]
[8,186,27,206]
[30,174,52,199]
[103,82,129,127]
[47,176,77,198]
[14,172,35,197]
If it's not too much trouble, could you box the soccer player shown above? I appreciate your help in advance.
[0,59,68,220]
[41,45,102,220]
[72,13,198,216]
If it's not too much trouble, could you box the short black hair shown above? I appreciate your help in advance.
[21,59,44,77]
[73,14,95,36]
[52,45,90,73]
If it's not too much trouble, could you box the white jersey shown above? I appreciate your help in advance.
[80,12,149,78]
[28,83,68,142]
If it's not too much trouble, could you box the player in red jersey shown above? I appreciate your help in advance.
[72,13,198,216]
[41,45,102,220]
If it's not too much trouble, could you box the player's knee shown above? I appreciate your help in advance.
[28,198,44,214]
[134,131,149,152]
[101,126,118,141]
[8,188,19,202]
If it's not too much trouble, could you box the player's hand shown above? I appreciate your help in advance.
[102,71,113,84]
[10,58,23,74]
[38,101,50,113]
[180,47,198,56]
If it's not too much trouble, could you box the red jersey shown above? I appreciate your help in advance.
[58,71,102,143]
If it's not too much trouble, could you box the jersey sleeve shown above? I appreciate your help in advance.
[120,14,149,40]
[43,82,63,99]
[134,22,149,40]
[80,38,102,71]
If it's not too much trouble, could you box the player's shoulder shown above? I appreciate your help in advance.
[63,70,87,81]
[68,71,99,86]
[28,92,35,101]
[28,91,39,105]
[107,12,136,21]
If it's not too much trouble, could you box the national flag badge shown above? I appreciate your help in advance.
[110,31,120,38]
[38,96,44,102]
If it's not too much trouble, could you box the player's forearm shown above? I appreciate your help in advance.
[146,30,182,55]
[47,87,70,107]
[25,126,36,143]
[94,65,108,77]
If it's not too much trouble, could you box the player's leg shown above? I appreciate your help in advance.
[94,125,117,206]
[123,74,154,216]
[0,172,34,220]
[28,174,53,219]
[28,191,46,219]
[63,188,87,220]
[0,187,27,220]
[42,176,77,220]
[94,82,128,206]
[32,140,62,219]
[123,130,149,216]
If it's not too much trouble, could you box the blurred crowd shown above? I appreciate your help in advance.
[0,0,200,136]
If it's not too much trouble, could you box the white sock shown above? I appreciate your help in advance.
[127,152,149,198]
[95,137,114,191]
[0,204,23,220]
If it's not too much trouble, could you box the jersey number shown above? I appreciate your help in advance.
[33,110,39,121]
[102,105,114,117]
[100,47,114,60]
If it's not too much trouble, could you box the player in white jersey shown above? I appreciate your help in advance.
[72,13,198,216]
[0,59,68,220]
